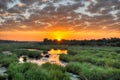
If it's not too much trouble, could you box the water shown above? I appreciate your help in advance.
[67,72,80,80]
[18,49,79,80]
[18,49,43,52]
[0,67,7,76]
[1,49,79,80]
[19,49,68,66]
[2,51,12,55]
[19,56,66,66]
[19,56,79,80]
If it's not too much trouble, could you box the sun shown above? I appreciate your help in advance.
[51,31,64,40]
[57,38,62,41]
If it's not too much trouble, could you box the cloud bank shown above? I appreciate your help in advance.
[0,0,120,32]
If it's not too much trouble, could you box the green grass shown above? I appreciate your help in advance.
[59,46,120,80]
[12,49,41,59]
[8,62,70,80]
[66,62,120,80]
[60,46,120,68]
[0,43,120,80]
[0,54,18,67]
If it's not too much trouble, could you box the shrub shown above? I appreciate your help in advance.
[66,62,120,80]
[8,62,70,80]
[0,54,18,67]
[41,63,70,80]
[12,50,41,59]
[0,74,8,80]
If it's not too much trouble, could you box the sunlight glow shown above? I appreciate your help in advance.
[52,31,64,40]
[57,38,61,41]
[0,30,120,41]
[48,49,67,55]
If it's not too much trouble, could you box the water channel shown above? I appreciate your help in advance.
[2,49,80,80]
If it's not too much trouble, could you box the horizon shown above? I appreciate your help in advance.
[0,37,120,42]
[0,0,120,41]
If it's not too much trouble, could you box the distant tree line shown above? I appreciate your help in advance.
[0,40,16,43]
[0,38,120,47]
[43,38,120,47]
[0,40,39,44]
[0,40,30,43]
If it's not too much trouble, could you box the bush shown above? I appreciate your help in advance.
[42,63,70,80]
[0,75,8,80]
[12,50,41,59]
[8,62,70,80]
[66,62,120,80]
[0,54,18,67]
[8,62,51,80]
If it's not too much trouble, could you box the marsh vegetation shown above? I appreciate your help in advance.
[0,42,120,80]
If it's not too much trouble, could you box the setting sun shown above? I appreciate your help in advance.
[52,31,65,40]
[57,38,62,41]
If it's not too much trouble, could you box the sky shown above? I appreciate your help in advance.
[0,0,120,41]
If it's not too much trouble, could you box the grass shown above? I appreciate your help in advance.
[0,43,120,80]
[66,62,120,80]
[60,46,120,69]
[8,62,70,80]
[0,54,18,67]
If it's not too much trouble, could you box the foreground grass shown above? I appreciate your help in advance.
[60,46,120,80]
[66,62,120,80]
[0,43,120,80]
[60,46,120,68]
[8,63,70,80]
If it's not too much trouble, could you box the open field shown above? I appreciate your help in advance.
[0,42,120,80]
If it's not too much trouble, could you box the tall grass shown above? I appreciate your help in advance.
[8,62,70,80]
[66,62,120,80]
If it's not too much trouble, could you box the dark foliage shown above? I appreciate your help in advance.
[43,38,120,47]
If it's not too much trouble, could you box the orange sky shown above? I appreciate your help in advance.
[0,30,120,41]
[0,0,120,41]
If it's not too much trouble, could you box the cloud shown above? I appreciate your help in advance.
[6,0,23,9]
[74,0,101,17]
[0,0,119,32]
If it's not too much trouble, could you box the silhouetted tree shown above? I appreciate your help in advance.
[42,38,120,47]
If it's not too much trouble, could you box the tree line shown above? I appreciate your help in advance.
[0,38,120,47]
[43,38,120,47]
